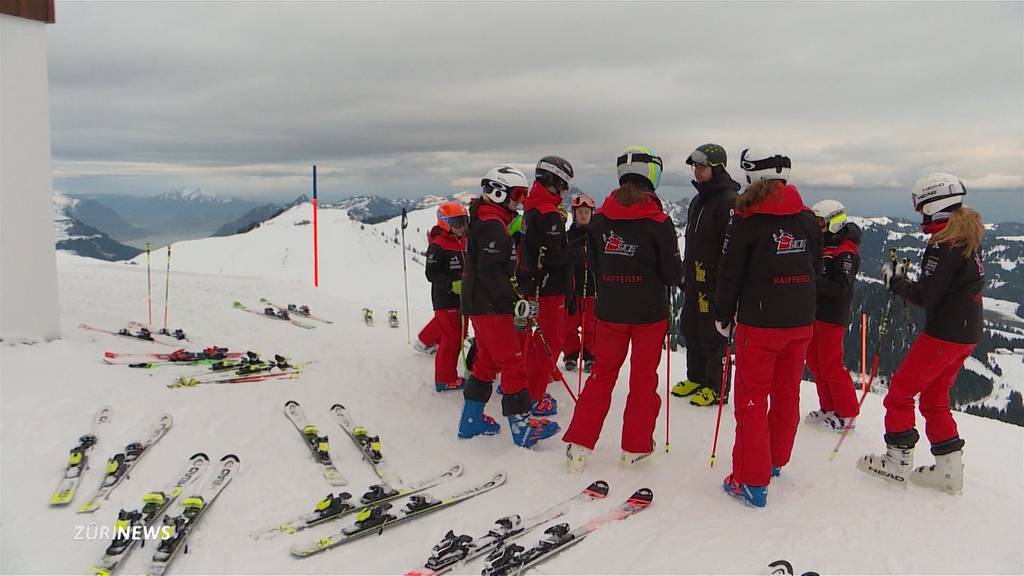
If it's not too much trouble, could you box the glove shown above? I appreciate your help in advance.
[537,246,548,269]
[513,299,539,332]
[880,261,902,289]
[715,319,733,339]
[557,205,569,222]
[450,280,462,295]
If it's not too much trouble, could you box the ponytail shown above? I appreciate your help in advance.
[930,206,983,257]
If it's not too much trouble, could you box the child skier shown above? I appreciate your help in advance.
[715,146,821,507]
[563,146,683,472]
[458,165,560,448]
[858,173,982,495]
[562,193,597,373]
[425,201,470,392]
[805,199,862,431]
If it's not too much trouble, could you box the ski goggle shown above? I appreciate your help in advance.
[509,186,528,204]
[571,194,596,209]
[440,214,468,229]
[687,149,721,167]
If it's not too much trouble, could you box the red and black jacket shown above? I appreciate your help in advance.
[461,199,519,316]
[890,225,983,344]
[683,169,740,296]
[816,223,861,325]
[586,191,683,325]
[424,226,466,311]
[519,182,579,298]
[715,184,821,328]
[567,224,596,298]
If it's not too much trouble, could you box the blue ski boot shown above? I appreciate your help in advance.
[458,400,500,439]
[508,413,560,448]
[531,393,557,417]
[723,474,767,508]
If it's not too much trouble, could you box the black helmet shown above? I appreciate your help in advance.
[685,143,728,167]
[535,155,574,193]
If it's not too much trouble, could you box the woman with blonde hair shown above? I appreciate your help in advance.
[859,173,983,495]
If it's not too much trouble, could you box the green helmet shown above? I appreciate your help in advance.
[685,143,728,167]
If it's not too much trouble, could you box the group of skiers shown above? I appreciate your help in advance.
[413,144,983,507]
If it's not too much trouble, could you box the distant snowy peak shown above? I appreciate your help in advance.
[155,187,229,204]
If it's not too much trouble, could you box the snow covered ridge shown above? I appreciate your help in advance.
[155,187,230,204]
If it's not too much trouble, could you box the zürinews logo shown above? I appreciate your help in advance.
[74,522,173,542]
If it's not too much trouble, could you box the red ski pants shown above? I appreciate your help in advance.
[417,317,441,347]
[469,315,528,397]
[805,320,859,417]
[563,319,666,453]
[526,295,566,402]
[562,296,597,362]
[731,323,813,487]
[883,332,974,444]
[433,309,466,386]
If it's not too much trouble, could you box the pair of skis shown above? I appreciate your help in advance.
[50,406,112,505]
[260,297,333,324]
[283,401,348,485]
[407,480,610,576]
[233,301,315,329]
[91,452,210,575]
[103,348,245,368]
[80,324,181,347]
[170,355,304,387]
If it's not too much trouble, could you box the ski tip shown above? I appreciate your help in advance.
[448,463,465,477]
[585,480,610,498]
[768,560,795,575]
[77,501,99,514]
[190,452,210,462]
[221,454,241,464]
[284,400,299,409]
[628,488,654,506]
[330,403,345,411]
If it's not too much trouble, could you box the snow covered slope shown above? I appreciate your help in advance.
[1,203,1022,574]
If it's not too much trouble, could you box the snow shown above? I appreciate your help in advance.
[995,258,1019,271]
[985,297,1023,321]
[156,187,229,204]
[999,235,1024,241]
[969,351,1024,411]
[2,204,1023,574]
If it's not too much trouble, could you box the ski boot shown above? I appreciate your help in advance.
[508,414,559,448]
[531,393,557,417]
[671,379,701,398]
[857,429,918,487]
[723,474,767,507]
[563,358,578,372]
[772,466,782,478]
[690,385,726,407]
[565,443,591,474]
[414,339,438,356]
[582,360,594,373]
[435,378,464,392]
[819,412,853,433]
[458,400,501,439]
[621,449,654,468]
[910,438,965,495]
[805,409,832,426]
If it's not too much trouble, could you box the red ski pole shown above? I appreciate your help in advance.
[709,330,733,467]
[665,286,673,453]
[146,242,152,326]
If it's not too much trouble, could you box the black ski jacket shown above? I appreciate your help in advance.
[519,181,580,298]
[587,191,683,325]
[683,169,740,296]
[461,199,519,316]
[424,226,466,311]
[567,224,597,298]
[890,229,984,344]
[716,184,821,328]
[816,223,861,325]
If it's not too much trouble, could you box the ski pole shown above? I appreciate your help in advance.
[400,209,411,344]
[709,328,734,467]
[831,248,899,460]
[577,255,588,396]
[162,244,172,332]
[146,242,152,326]
[533,323,578,403]
[664,286,672,453]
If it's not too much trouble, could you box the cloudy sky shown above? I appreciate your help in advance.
[49,1,1023,213]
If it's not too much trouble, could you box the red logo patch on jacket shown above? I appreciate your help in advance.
[603,231,637,257]
[773,228,807,255]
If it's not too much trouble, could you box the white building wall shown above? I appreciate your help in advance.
[0,14,60,340]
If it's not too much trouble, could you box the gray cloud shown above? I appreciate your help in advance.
[49,1,1023,201]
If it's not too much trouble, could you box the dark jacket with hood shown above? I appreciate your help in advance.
[520,181,580,298]
[683,168,741,296]
[587,191,683,324]
[424,225,466,311]
[890,222,983,344]
[816,222,861,325]
[716,184,821,328]
[461,198,519,316]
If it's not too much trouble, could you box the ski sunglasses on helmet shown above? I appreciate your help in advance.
[440,214,468,229]
[740,154,791,174]
[687,149,724,167]
[571,194,596,209]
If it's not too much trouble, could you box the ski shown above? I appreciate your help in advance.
[127,322,189,342]
[50,406,112,506]
[233,301,315,329]
[408,480,609,576]
[78,414,174,514]
[251,463,465,540]
[290,471,506,558]
[330,403,401,485]
[103,348,244,366]
[91,453,210,576]
[284,401,347,486]
[363,308,374,326]
[260,297,333,324]
[169,368,303,387]
[169,355,302,387]
[388,310,399,328]
[481,487,653,576]
[80,324,179,347]
[768,559,821,576]
[146,454,240,576]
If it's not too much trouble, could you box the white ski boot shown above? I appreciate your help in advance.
[911,442,964,495]
[857,430,918,488]
[565,443,591,474]
[819,412,853,433]
[621,450,654,468]
[805,409,832,426]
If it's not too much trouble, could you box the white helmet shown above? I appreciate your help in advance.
[812,199,848,234]
[911,173,966,217]
[740,145,791,184]
[616,145,663,190]
[481,165,529,205]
